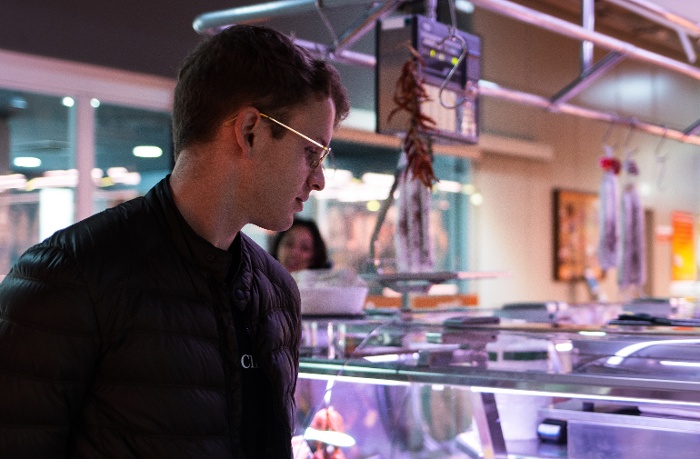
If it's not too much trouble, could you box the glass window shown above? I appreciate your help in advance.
[0,89,71,273]
[94,103,172,210]
[0,89,172,275]
[3,90,71,172]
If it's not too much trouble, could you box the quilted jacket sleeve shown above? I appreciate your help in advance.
[0,243,100,458]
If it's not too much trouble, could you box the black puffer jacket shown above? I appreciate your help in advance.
[0,177,301,458]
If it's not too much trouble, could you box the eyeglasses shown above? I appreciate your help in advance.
[259,113,331,169]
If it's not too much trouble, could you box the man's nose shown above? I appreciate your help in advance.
[309,165,326,191]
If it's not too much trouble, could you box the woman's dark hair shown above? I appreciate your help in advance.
[269,217,330,270]
[172,24,350,158]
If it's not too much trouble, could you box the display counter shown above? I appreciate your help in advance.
[295,310,700,458]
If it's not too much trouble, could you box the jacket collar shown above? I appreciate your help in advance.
[146,176,234,283]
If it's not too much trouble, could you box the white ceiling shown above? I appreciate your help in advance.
[645,1,700,24]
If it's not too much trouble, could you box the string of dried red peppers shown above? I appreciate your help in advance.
[387,46,438,188]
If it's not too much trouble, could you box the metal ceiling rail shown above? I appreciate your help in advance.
[468,0,700,82]
[192,0,700,146]
[606,0,700,63]
[332,0,403,54]
[477,80,700,146]
[193,0,375,35]
[467,0,700,145]
[608,0,700,36]
[293,37,377,68]
[193,0,390,67]
[550,51,626,105]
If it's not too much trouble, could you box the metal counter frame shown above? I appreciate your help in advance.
[299,315,700,458]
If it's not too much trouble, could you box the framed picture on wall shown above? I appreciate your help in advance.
[552,189,603,281]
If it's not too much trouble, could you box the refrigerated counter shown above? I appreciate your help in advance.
[295,311,700,458]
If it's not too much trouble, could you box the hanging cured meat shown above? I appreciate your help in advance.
[395,158,434,272]
[597,147,620,271]
[618,158,645,292]
[388,46,438,273]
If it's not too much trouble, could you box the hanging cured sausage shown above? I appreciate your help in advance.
[597,146,620,271]
[388,46,438,273]
[618,156,645,294]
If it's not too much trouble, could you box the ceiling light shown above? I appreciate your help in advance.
[106,167,141,186]
[132,145,163,158]
[435,180,462,193]
[90,98,100,108]
[578,331,606,337]
[361,172,394,187]
[62,97,75,107]
[10,97,27,110]
[13,156,42,168]
[107,166,129,178]
[366,200,381,212]
[455,0,474,13]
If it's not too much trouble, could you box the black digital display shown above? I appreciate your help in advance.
[375,14,481,145]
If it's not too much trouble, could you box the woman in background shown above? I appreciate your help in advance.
[270,217,331,272]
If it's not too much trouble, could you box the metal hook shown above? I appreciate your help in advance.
[601,122,617,157]
[435,0,470,110]
[616,121,636,151]
[622,146,639,184]
[602,122,616,146]
[654,127,669,161]
[655,127,669,191]
[621,123,638,174]
[624,123,636,146]
[436,33,469,109]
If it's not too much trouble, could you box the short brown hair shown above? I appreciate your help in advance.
[172,25,350,158]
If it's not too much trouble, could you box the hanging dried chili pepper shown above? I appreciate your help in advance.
[387,45,438,188]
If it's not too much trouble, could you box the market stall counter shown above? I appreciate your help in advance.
[294,310,700,459]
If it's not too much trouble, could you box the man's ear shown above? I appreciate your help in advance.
[234,108,260,153]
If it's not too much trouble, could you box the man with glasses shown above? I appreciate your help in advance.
[0,25,349,459]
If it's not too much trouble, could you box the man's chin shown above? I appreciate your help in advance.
[260,215,295,233]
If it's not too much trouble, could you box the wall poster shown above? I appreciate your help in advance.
[671,211,696,281]
[553,188,603,281]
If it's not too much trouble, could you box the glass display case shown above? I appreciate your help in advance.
[295,310,700,459]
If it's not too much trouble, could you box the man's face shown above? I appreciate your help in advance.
[249,97,336,232]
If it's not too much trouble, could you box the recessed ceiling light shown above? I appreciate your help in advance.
[13,156,42,168]
[366,200,381,212]
[470,192,484,206]
[62,97,75,107]
[10,97,27,110]
[455,0,474,13]
[132,145,163,158]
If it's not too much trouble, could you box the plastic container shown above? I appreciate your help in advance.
[299,286,369,316]
[487,336,553,441]
[295,269,369,316]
